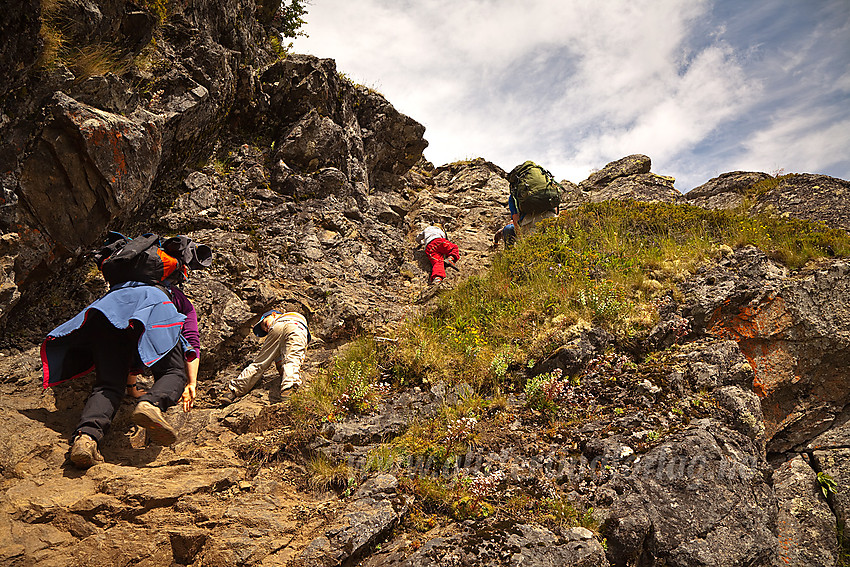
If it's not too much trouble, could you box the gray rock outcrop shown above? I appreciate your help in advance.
[686,171,850,232]
[773,455,840,567]
[685,171,772,210]
[576,154,682,204]
[753,173,850,231]
[683,248,850,454]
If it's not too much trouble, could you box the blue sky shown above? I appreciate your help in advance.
[293,0,850,191]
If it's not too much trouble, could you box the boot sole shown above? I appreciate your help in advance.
[132,403,178,446]
[70,440,103,469]
[70,448,103,468]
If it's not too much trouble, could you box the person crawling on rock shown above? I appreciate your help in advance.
[221,305,311,405]
[41,235,208,469]
[415,224,460,285]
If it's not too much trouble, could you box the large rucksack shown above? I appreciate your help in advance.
[93,232,212,286]
[508,161,562,215]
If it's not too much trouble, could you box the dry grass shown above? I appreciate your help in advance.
[67,44,130,81]
[307,454,355,492]
[37,0,134,77]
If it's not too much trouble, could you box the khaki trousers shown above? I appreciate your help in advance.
[228,318,308,396]
[519,209,558,228]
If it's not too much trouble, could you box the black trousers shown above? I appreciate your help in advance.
[74,311,186,443]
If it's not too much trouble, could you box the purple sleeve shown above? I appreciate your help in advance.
[170,286,201,359]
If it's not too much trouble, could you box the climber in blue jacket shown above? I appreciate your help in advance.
[42,278,199,468]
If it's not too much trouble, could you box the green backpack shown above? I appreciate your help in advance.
[508,161,562,215]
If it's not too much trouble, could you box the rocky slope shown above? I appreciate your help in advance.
[1,2,849,566]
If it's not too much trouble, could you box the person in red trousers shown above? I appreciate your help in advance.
[416,225,459,284]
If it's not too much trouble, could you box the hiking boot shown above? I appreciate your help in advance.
[270,379,300,403]
[131,401,177,446]
[446,259,459,271]
[417,283,443,304]
[220,389,238,407]
[431,277,443,285]
[70,434,104,469]
[268,380,281,403]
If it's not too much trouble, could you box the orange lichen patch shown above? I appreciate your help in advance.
[70,108,133,187]
[110,128,128,182]
[84,122,129,185]
[708,294,793,342]
[708,293,798,402]
[739,339,797,399]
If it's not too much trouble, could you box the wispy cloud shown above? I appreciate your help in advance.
[736,108,850,175]
[295,0,850,191]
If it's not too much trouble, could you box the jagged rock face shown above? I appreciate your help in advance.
[753,173,850,231]
[576,154,682,204]
[0,0,271,325]
[149,53,428,353]
[0,0,40,97]
[685,171,772,210]
[261,55,427,194]
[46,0,156,52]
[406,158,509,279]
[682,249,850,453]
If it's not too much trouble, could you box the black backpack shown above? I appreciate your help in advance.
[508,161,562,215]
[93,232,212,286]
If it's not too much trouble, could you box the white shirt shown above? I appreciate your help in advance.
[416,226,446,247]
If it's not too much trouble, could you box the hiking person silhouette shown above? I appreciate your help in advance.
[494,161,560,247]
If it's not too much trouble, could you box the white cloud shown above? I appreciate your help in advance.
[294,0,850,189]
[735,109,850,175]
[566,44,758,174]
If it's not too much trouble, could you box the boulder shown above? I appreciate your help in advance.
[579,154,652,192]
[752,173,850,232]
[601,421,777,566]
[685,171,771,210]
[772,455,839,567]
[18,92,163,255]
[694,254,850,452]
[587,173,681,204]
[300,474,409,566]
[400,522,608,567]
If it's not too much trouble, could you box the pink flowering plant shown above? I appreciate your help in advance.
[524,368,584,416]
[332,380,390,417]
[443,416,478,456]
[326,356,392,421]
[453,469,505,518]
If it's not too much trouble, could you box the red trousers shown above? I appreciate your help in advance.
[425,238,459,281]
